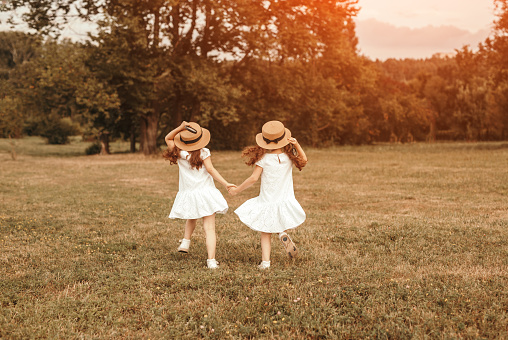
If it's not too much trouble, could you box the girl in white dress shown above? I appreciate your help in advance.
[229,121,307,269]
[163,121,235,269]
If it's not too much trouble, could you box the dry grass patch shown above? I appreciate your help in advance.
[1,140,507,338]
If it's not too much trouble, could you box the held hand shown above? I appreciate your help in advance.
[227,185,238,196]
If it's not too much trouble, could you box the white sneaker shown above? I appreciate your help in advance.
[207,259,219,269]
[178,239,190,253]
[258,261,271,270]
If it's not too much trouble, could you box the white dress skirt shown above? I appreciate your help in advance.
[169,148,228,219]
[234,153,305,233]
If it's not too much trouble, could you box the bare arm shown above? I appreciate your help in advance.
[203,157,236,189]
[288,137,307,164]
[229,166,263,196]
[165,121,188,150]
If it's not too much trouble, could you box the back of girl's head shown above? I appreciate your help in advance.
[163,146,204,170]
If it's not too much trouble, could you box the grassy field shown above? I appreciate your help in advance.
[1,137,507,339]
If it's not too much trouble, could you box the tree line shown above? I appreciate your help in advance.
[1,0,507,155]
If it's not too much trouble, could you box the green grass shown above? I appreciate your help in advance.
[0,136,133,157]
[1,138,507,339]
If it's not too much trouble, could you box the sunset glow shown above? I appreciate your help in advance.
[355,0,496,60]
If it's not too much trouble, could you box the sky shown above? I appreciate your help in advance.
[355,0,496,60]
[0,0,498,60]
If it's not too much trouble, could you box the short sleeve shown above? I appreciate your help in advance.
[200,148,211,160]
[180,150,189,159]
[255,155,266,168]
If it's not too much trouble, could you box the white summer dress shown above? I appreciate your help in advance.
[234,152,306,233]
[169,148,228,219]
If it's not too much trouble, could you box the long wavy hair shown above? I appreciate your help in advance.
[242,144,306,171]
[162,146,204,170]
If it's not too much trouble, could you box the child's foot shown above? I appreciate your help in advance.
[178,239,190,253]
[279,232,298,258]
[258,261,271,270]
[207,259,219,269]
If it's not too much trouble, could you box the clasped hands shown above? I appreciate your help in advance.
[226,183,238,196]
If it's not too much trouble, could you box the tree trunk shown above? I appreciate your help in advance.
[153,8,160,50]
[99,132,110,155]
[189,101,200,122]
[9,135,17,161]
[201,0,212,57]
[427,113,436,142]
[390,132,399,143]
[140,110,160,155]
[130,128,136,153]
[174,97,182,126]
[139,117,146,152]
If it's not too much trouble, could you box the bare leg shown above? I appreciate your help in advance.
[183,219,197,239]
[177,219,197,252]
[260,232,271,262]
[202,214,216,260]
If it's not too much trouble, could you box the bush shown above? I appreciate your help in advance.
[22,119,41,136]
[85,142,102,155]
[39,116,81,145]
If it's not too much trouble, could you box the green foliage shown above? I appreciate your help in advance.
[85,142,102,155]
[0,32,41,139]
[0,96,23,138]
[19,41,120,120]
[0,31,40,78]
[38,115,81,145]
[1,35,121,146]
[2,0,508,148]
[2,0,363,152]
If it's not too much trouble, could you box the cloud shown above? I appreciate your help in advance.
[355,19,491,60]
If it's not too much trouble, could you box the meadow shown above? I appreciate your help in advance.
[0,137,507,339]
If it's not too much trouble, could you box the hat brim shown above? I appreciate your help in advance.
[174,128,211,151]
[255,128,291,150]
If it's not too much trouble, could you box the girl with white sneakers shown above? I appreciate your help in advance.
[163,121,235,269]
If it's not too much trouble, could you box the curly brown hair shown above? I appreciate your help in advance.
[162,146,204,170]
[241,145,307,171]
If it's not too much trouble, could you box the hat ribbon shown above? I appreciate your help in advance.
[180,128,202,145]
[263,131,285,144]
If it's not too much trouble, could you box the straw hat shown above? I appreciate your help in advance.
[256,120,291,150]
[174,122,211,152]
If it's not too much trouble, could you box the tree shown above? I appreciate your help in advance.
[0,32,41,158]
[2,0,364,151]
[86,0,261,154]
[228,0,366,146]
[0,31,40,132]
[0,96,23,159]
[0,31,40,79]
[6,39,120,146]
[480,0,508,139]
